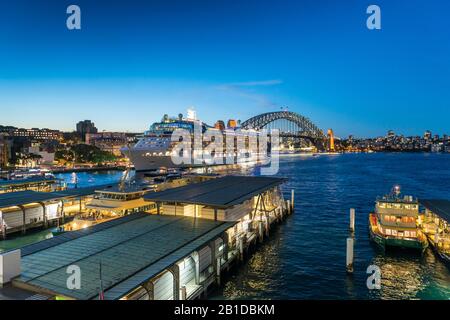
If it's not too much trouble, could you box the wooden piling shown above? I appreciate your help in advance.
[350,208,355,233]
[258,220,264,243]
[286,200,291,214]
[291,189,295,213]
[238,237,244,262]
[346,237,354,273]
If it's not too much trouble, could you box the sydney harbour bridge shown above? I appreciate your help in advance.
[240,111,332,151]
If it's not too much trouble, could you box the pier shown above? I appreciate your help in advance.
[420,199,450,263]
[0,176,293,300]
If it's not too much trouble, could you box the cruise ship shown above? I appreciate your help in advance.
[121,111,265,172]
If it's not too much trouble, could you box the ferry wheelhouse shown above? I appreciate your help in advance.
[369,186,428,252]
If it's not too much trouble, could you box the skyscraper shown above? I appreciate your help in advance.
[76,120,98,141]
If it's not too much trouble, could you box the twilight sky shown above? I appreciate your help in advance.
[0,0,449,137]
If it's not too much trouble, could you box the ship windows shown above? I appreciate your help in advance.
[385,229,392,236]
[401,216,415,223]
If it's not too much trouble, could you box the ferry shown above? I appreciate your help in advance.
[369,185,428,252]
[52,183,157,235]
[121,110,265,172]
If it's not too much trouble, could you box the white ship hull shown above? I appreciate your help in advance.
[127,149,182,171]
[126,149,265,172]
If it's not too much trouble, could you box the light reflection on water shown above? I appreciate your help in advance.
[211,153,450,300]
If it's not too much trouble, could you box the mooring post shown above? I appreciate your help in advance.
[291,189,295,213]
[350,208,355,233]
[346,237,354,273]
[286,200,291,214]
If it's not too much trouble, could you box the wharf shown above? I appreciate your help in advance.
[0,175,294,300]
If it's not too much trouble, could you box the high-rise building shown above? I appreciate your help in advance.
[76,120,98,141]
[424,130,432,140]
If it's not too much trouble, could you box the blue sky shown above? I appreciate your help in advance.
[0,0,449,137]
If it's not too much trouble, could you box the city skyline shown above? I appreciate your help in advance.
[1,0,450,136]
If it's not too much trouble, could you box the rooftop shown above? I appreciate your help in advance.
[143,175,286,208]
[14,213,234,300]
[420,199,450,223]
[94,183,155,195]
[0,176,57,188]
[0,184,117,209]
[0,191,65,209]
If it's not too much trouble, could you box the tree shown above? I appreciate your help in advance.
[55,144,118,165]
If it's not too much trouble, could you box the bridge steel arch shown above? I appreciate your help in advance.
[240,111,325,139]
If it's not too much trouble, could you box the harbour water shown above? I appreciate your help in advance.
[213,153,450,300]
[1,153,449,299]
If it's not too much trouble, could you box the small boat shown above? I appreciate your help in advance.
[369,185,428,252]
